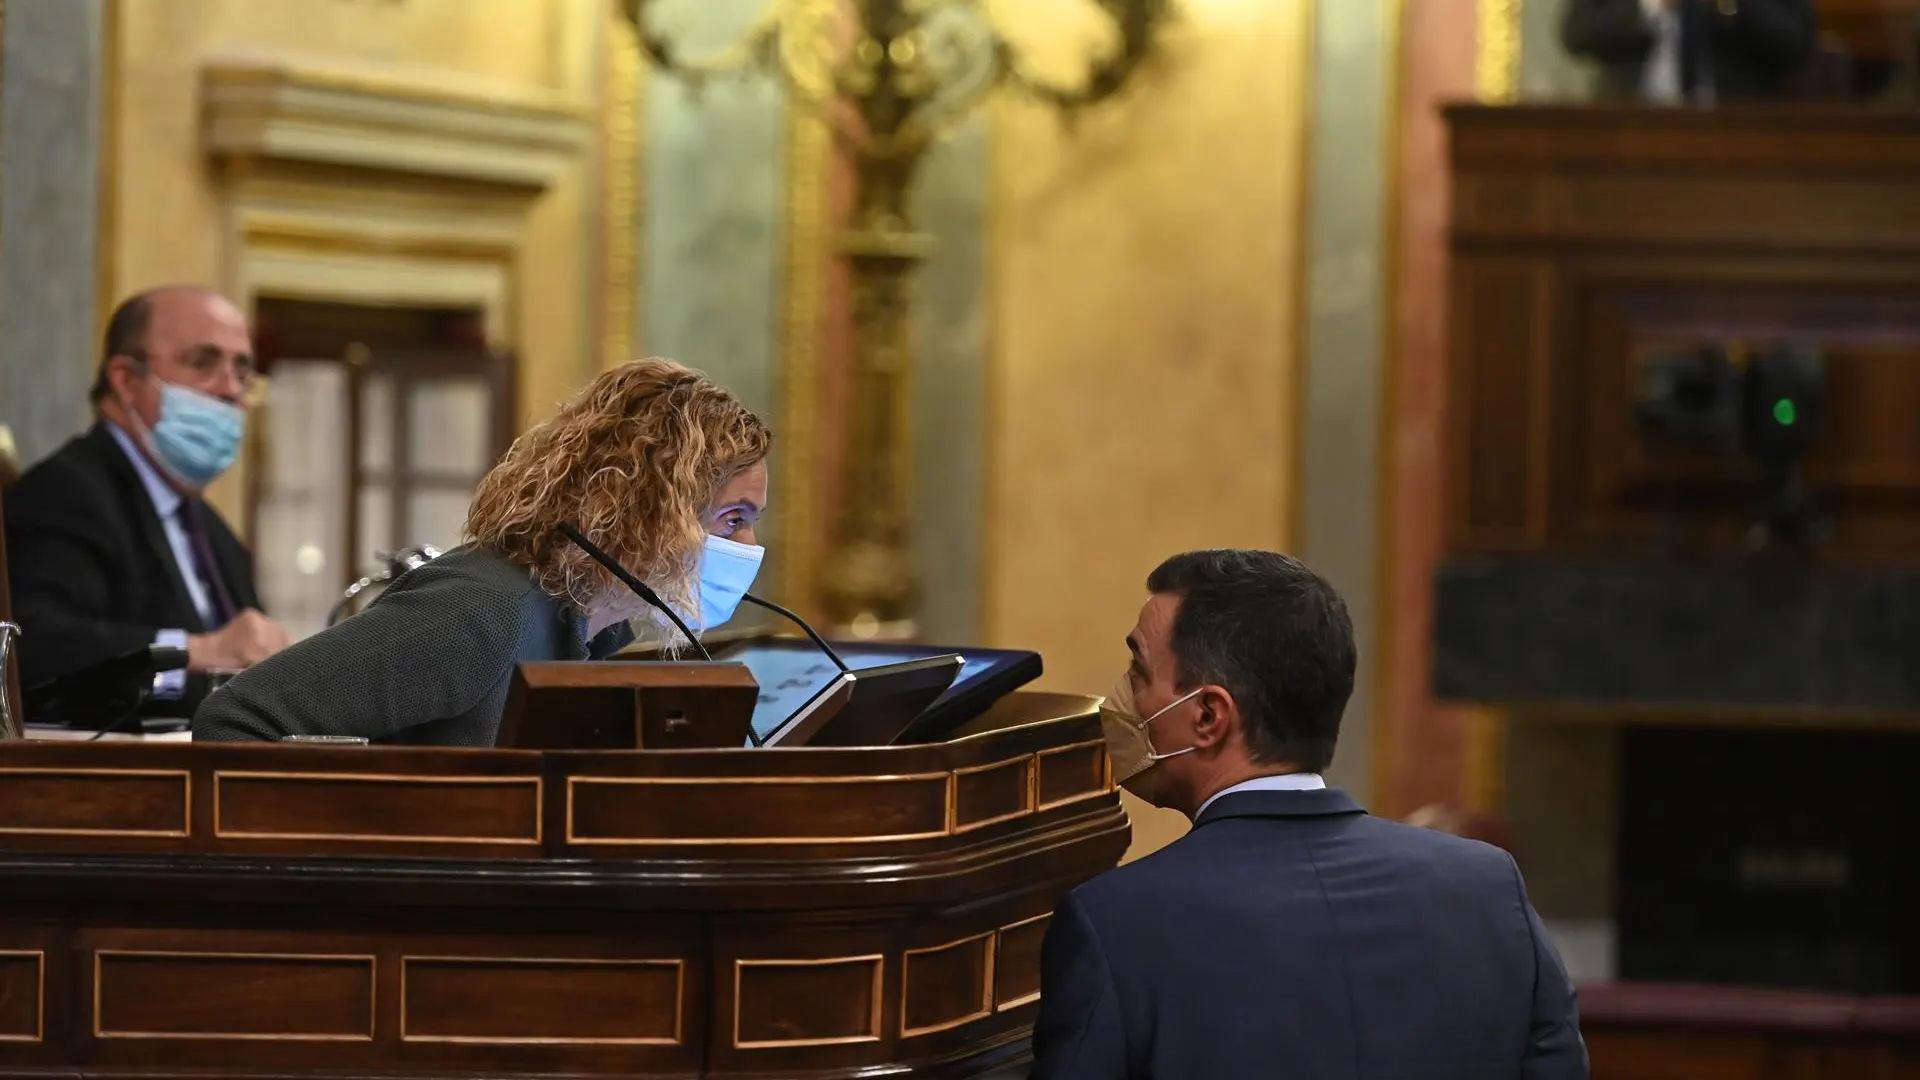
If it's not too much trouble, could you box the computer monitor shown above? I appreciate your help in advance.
[798,654,964,747]
[709,638,1043,746]
[758,671,853,746]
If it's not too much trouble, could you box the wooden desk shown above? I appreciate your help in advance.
[1581,981,1920,1079]
[0,691,1122,1080]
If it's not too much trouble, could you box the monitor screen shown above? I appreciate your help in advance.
[723,641,1029,742]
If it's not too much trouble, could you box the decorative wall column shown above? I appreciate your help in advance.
[1297,0,1402,806]
[0,0,105,467]
[1378,0,1478,819]
[634,0,790,596]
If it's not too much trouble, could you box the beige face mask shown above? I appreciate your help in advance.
[1099,675,1201,788]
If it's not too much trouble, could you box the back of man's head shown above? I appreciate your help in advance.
[1146,549,1356,773]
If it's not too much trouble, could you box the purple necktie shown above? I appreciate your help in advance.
[177,500,237,627]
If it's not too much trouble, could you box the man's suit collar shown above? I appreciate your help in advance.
[86,421,210,632]
[103,420,182,520]
[1192,787,1367,827]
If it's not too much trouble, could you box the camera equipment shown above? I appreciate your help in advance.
[1636,341,1826,547]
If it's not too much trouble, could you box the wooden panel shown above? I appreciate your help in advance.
[732,956,883,1049]
[900,934,993,1038]
[1563,278,1920,556]
[1449,257,1550,547]
[1446,107,1920,177]
[951,757,1031,833]
[214,771,541,845]
[993,915,1048,1011]
[1819,0,1920,59]
[1456,173,1920,251]
[0,769,189,837]
[1587,1032,1774,1080]
[0,700,1134,1078]
[0,952,42,1042]
[1034,741,1107,810]
[93,951,375,1040]
[1586,1032,1881,1080]
[566,774,951,845]
[1444,106,1920,562]
[401,957,683,1044]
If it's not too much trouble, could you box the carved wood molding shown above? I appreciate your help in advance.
[200,58,591,194]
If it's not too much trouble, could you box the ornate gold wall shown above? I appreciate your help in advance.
[983,1,1315,696]
[100,0,604,526]
[983,0,1317,858]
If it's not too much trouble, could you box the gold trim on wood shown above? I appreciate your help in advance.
[211,771,543,845]
[998,912,1052,934]
[565,772,954,846]
[732,954,886,1049]
[996,990,1041,1011]
[949,756,1035,834]
[398,955,684,1045]
[991,913,1051,1011]
[899,932,996,1038]
[1033,739,1112,811]
[0,950,45,1043]
[601,3,641,369]
[0,768,190,838]
[92,951,377,1041]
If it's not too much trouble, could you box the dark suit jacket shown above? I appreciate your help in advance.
[192,544,633,746]
[1561,0,1815,100]
[2,422,260,718]
[1028,789,1588,1080]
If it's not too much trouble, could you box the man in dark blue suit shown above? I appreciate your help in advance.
[1029,550,1587,1080]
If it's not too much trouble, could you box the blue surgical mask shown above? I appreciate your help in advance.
[134,380,245,488]
[694,533,764,629]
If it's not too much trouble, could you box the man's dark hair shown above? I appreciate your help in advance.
[89,292,158,402]
[1146,549,1356,772]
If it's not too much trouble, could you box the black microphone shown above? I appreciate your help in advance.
[62,644,190,741]
[557,523,713,661]
[743,593,849,672]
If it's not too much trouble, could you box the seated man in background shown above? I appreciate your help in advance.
[3,286,288,721]
[1029,550,1586,1080]
[1562,0,1815,103]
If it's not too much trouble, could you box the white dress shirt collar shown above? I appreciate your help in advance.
[105,420,216,630]
[106,420,182,523]
[1195,772,1327,820]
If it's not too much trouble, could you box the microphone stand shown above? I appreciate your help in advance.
[78,644,190,741]
[743,594,849,673]
[557,523,712,661]
[557,526,860,747]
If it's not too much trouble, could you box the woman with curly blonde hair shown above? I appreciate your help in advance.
[193,359,771,746]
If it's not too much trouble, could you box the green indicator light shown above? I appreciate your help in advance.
[1773,398,1796,426]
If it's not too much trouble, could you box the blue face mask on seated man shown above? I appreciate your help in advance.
[134,380,246,488]
[693,534,764,629]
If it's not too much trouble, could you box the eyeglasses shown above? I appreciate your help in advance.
[178,347,258,391]
[127,346,257,392]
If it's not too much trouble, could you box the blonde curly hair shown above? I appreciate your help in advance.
[464,358,771,615]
